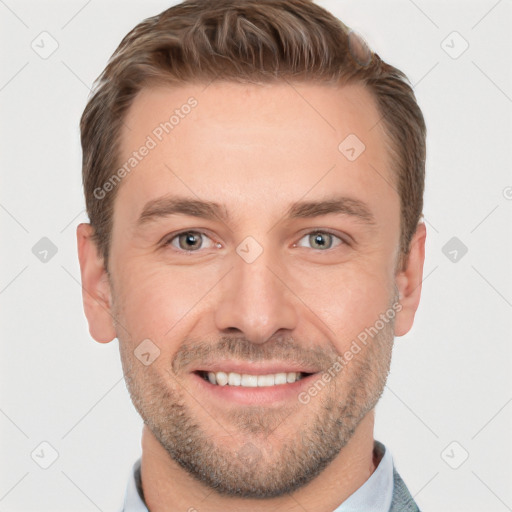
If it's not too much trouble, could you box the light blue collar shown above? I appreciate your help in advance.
[332,440,394,512]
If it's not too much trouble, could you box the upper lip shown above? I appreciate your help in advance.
[192,360,321,375]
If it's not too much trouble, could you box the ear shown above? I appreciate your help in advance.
[76,223,117,343]
[394,222,427,337]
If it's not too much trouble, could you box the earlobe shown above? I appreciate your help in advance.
[76,223,117,343]
[394,222,427,337]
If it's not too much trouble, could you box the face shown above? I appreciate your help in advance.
[80,81,422,498]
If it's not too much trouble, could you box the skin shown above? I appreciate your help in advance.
[77,81,426,512]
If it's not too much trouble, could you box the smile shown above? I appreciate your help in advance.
[198,370,311,387]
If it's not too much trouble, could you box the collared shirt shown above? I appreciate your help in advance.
[118,439,394,512]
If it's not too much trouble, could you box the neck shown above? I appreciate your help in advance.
[140,410,378,512]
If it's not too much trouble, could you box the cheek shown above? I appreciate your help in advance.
[112,260,221,341]
[295,261,395,349]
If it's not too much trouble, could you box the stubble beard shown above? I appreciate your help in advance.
[116,299,396,498]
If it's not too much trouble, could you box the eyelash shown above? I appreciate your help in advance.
[163,229,349,253]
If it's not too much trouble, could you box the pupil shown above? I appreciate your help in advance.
[312,233,331,249]
[182,232,200,249]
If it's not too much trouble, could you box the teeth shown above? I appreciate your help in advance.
[215,371,228,386]
[228,372,241,386]
[286,372,298,383]
[258,374,274,386]
[275,373,287,385]
[241,374,258,387]
[206,371,305,387]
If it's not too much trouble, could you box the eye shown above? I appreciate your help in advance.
[295,230,345,251]
[165,230,216,252]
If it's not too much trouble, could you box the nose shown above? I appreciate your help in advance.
[214,244,299,345]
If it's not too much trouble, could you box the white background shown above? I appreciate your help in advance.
[1,0,511,510]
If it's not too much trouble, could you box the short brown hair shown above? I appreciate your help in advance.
[80,0,426,272]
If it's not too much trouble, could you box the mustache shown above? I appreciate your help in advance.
[172,336,339,374]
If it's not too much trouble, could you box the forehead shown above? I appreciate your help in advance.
[113,80,396,230]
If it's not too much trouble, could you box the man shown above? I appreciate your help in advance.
[77,0,426,510]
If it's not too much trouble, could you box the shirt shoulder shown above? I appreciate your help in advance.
[389,465,421,512]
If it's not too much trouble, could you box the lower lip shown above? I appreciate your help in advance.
[192,372,318,406]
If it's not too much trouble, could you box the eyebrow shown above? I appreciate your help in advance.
[136,194,376,227]
[286,196,376,225]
